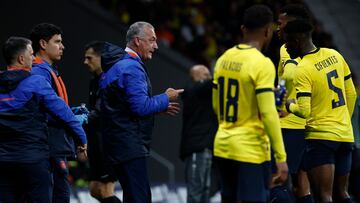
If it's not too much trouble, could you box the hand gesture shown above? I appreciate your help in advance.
[165,88,184,101]
[162,102,181,116]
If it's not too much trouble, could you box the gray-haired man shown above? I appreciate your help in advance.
[100,21,183,202]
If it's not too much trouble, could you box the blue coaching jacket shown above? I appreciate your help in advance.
[100,43,169,163]
[0,70,87,163]
[31,59,76,157]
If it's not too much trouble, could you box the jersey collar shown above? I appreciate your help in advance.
[236,44,254,50]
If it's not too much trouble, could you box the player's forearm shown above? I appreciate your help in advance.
[345,77,357,116]
[212,82,219,114]
[288,96,311,118]
[257,91,287,163]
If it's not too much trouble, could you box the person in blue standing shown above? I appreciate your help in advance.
[30,23,88,202]
[100,21,183,203]
[0,36,87,203]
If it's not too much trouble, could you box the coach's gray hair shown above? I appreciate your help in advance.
[126,21,154,45]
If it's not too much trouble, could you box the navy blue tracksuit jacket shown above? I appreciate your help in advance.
[31,59,76,158]
[100,43,169,164]
[0,69,87,163]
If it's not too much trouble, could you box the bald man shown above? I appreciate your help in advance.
[180,65,219,203]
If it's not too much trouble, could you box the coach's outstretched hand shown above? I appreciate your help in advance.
[165,88,184,101]
[164,102,181,116]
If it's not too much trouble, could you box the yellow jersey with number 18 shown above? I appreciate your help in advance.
[293,48,354,142]
[213,44,283,164]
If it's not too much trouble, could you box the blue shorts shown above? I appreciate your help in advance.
[282,128,306,173]
[215,157,271,202]
[303,139,354,175]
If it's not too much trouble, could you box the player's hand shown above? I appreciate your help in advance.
[278,109,289,118]
[285,98,296,113]
[77,144,88,161]
[272,162,288,185]
[162,102,181,116]
[165,88,184,101]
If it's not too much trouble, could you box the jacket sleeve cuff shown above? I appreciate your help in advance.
[154,93,169,112]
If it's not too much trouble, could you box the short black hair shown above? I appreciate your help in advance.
[30,23,62,53]
[84,41,105,56]
[243,4,273,31]
[284,19,313,34]
[2,36,32,65]
[280,4,310,20]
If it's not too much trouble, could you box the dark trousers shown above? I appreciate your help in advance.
[184,149,217,203]
[113,157,151,203]
[51,157,70,203]
[0,159,51,203]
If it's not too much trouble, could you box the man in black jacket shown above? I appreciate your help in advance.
[84,41,121,203]
[180,64,219,203]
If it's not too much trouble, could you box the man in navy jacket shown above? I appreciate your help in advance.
[30,22,86,202]
[0,37,87,202]
[100,22,183,202]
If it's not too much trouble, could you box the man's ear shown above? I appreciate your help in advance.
[17,54,25,65]
[134,37,140,47]
[264,25,272,38]
[39,39,47,50]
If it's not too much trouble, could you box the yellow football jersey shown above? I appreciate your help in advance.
[278,44,306,129]
[213,44,285,164]
[293,48,354,142]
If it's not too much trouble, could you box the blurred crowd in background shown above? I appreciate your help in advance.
[96,0,336,68]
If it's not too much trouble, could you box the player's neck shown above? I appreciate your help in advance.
[300,41,316,58]
[243,40,262,51]
[36,52,54,65]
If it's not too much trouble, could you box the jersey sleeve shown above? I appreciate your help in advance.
[257,89,287,163]
[212,58,221,114]
[289,66,312,118]
[255,58,286,163]
[340,55,357,116]
[254,58,275,91]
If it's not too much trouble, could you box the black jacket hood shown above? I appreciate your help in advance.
[0,70,30,93]
[101,42,127,72]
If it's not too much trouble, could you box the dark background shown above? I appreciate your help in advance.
[1,0,360,185]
